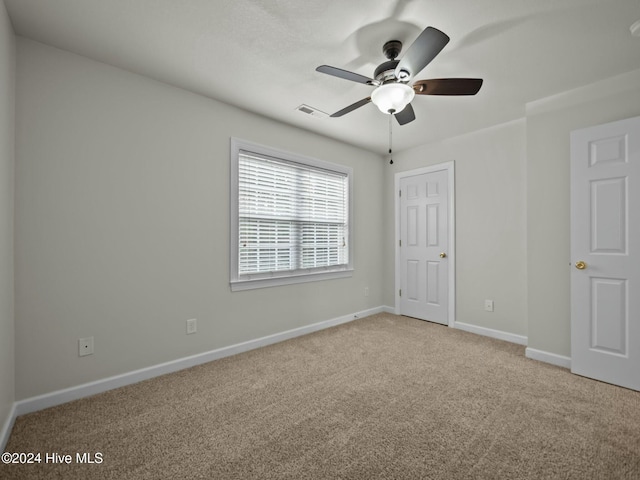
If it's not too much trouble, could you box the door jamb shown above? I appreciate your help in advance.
[394,161,456,326]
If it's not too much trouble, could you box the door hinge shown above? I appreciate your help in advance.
[399,289,402,297]
[399,239,401,247]
[399,190,401,197]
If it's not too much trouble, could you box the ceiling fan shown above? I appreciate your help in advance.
[316,26,483,125]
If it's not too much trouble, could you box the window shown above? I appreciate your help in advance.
[230,138,353,291]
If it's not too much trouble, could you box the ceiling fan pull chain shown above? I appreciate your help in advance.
[389,113,394,165]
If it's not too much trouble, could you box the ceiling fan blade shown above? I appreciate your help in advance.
[330,97,372,117]
[413,78,483,95]
[394,27,450,80]
[316,65,376,85]
[395,103,416,125]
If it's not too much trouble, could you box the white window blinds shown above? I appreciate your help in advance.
[238,151,349,276]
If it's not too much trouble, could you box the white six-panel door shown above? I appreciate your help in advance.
[398,167,450,325]
[570,115,640,391]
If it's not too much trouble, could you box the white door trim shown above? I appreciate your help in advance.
[394,161,456,326]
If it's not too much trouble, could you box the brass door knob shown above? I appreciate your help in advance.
[439,252,447,258]
[575,261,587,270]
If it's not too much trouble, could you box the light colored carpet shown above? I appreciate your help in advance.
[2,313,640,479]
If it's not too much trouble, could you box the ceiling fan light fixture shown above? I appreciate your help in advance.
[371,83,415,114]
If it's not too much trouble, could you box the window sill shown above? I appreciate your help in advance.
[230,268,354,291]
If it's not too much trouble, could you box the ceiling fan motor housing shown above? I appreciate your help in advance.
[376,40,405,83]
[374,60,401,83]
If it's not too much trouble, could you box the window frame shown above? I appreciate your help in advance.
[230,137,354,291]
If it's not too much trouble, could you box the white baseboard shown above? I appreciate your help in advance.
[452,322,572,370]
[452,321,528,346]
[381,305,396,314]
[14,306,386,417]
[1,402,17,452]
[525,347,571,369]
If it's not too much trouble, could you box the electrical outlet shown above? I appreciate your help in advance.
[364,287,369,297]
[78,337,94,357]
[484,300,494,312]
[186,318,197,335]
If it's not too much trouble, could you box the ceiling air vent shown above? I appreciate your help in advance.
[296,104,329,119]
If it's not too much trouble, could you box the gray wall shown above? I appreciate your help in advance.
[382,120,528,337]
[0,0,15,435]
[14,38,385,400]
[526,68,640,357]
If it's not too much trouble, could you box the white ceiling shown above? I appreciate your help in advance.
[5,0,640,154]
